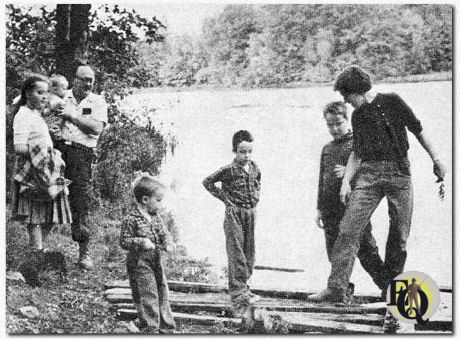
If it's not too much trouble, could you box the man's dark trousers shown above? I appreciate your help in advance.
[323,211,385,290]
[328,160,413,294]
[57,142,94,243]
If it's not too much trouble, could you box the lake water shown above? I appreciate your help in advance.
[124,81,452,294]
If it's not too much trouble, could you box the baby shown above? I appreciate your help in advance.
[45,74,68,140]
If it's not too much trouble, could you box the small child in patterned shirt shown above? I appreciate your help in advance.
[119,173,176,334]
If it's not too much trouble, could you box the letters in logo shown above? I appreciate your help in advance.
[385,271,440,325]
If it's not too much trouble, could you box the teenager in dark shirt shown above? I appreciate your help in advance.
[310,66,446,303]
[316,101,385,298]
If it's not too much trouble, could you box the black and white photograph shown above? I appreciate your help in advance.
[3,1,453,335]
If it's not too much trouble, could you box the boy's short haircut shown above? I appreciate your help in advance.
[323,101,348,119]
[232,130,253,152]
[132,173,166,203]
[333,65,372,95]
[50,74,69,89]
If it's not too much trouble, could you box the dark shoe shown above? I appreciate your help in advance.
[308,288,344,303]
[78,241,93,270]
[346,282,355,297]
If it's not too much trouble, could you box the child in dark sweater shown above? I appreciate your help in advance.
[316,101,385,298]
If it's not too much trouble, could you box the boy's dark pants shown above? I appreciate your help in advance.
[224,206,256,299]
[323,212,385,290]
[328,160,413,294]
[127,249,176,333]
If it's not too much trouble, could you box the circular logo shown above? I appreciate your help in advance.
[385,271,440,325]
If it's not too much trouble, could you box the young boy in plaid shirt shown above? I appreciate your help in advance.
[203,130,261,314]
[119,174,176,333]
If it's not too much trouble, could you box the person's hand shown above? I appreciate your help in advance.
[340,180,352,205]
[334,165,346,179]
[143,238,156,251]
[53,104,65,115]
[315,209,323,229]
[49,125,62,139]
[433,159,447,182]
[58,108,74,121]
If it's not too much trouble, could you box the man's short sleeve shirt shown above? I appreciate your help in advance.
[62,90,108,148]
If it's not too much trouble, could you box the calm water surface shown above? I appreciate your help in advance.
[125,81,452,293]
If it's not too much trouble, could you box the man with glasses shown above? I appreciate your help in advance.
[55,65,108,270]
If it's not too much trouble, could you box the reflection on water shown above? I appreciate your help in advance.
[126,82,452,293]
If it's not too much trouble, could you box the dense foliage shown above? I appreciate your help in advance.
[7,4,452,91]
[163,4,452,87]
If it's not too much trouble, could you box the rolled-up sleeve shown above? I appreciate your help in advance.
[393,93,423,135]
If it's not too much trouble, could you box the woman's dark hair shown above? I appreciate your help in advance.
[333,65,372,95]
[232,130,253,152]
[17,74,49,108]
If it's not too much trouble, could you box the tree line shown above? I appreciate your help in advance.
[6,4,452,94]
[161,4,452,87]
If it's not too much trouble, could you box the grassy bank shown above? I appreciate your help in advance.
[5,206,219,334]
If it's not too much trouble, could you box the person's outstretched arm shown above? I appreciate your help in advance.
[415,130,447,181]
[340,151,362,204]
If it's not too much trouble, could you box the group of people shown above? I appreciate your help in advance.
[202,65,446,317]
[10,64,446,333]
[11,65,107,270]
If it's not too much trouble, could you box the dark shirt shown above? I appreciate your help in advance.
[352,93,423,162]
[317,132,353,214]
[203,159,261,208]
[119,207,167,252]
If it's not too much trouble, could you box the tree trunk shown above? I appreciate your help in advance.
[55,4,91,83]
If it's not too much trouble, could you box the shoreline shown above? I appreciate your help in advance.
[129,71,452,94]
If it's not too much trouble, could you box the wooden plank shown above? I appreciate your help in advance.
[288,312,383,327]
[439,285,452,293]
[104,288,131,296]
[104,280,381,302]
[169,281,225,293]
[106,294,133,303]
[173,312,241,328]
[281,311,384,334]
[106,292,387,316]
[105,280,226,293]
[254,265,305,273]
[117,309,242,327]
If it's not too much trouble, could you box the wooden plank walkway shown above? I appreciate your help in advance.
[104,279,452,334]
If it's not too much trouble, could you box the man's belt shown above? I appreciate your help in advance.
[60,140,95,154]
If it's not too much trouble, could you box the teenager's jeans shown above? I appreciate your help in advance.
[323,215,385,290]
[327,160,413,293]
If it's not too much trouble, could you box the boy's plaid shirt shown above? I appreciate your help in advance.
[203,159,261,208]
[13,143,70,200]
[120,208,168,252]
